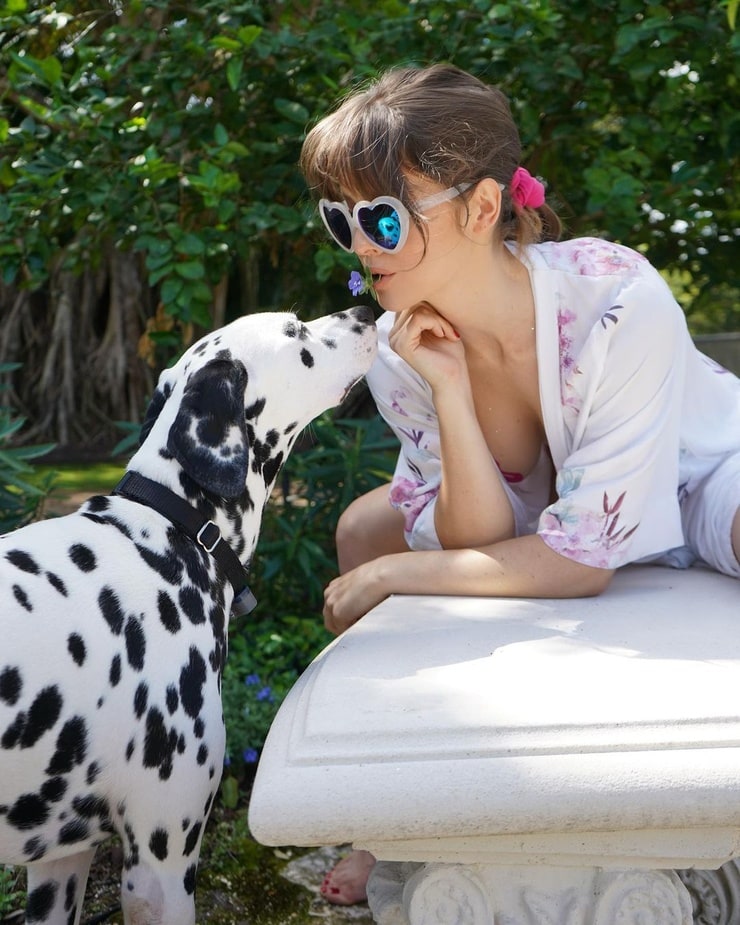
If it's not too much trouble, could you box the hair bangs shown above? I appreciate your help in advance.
[301,95,410,206]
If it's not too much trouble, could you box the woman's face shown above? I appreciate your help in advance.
[346,178,471,314]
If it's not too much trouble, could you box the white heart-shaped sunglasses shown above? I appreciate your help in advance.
[318,184,471,253]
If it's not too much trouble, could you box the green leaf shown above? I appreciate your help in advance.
[175,233,206,256]
[174,260,205,280]
[274,98,310,125]
[237,25,263,47]
[226,57,243,92]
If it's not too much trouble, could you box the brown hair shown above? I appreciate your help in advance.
[300,64,561,248]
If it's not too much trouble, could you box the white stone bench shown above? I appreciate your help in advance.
[248,565,740,924]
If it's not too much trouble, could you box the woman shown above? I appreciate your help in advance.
[300,63,740,905]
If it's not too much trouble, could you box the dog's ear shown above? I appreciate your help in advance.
[139,386,169,447]
[167,359,250,499]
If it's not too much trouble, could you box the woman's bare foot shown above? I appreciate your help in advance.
[320,849,376,905]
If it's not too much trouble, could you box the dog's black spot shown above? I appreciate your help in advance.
[166,685,179,714]
[25,880,56,920]
[59,817,89,845]
[126,739,135,761]
[208,604,227,674]
[180,647,207,719]
[13,585,32,612]
[86,495,111,513]
[86,761,101,785]
[322,337,337,349]
[134,682,148,719]
[184,863,197,895]
[6,549,40,574]
[184,820,201,856]
[300,347,314,368]
[284,421,298,435]
[41,777,67,803]
[197,744,208,765]
[149,827,169,861]
[23,835,47,861]
[123,820,140,869]
[179,586,206,625]
[67,633,86,666]
[46,716,88,775]
[46,571,68,596]
[177,732,186,754]
[64,873,78,913]
[1,713,24,749]
[142,707,177,781]
[20,685,63,749]
[158,589,181,634]
[136,544,184,586]
[7,792,50,830]
[283,320,308,340]
[171,530,211,593]
[109,654,122,687]
[73,794,110,820]
[262,451,284,488]
[0,666,22,705]
[194,718,205,739]
[244,397,266,420]
[125,616,146,671]
[69,543,97,572]
[99,586,125,635]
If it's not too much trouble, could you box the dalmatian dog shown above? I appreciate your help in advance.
[0,306,377,925]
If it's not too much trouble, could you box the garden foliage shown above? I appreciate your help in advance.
[0,0,739,447]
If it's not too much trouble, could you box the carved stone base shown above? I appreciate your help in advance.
[678,859,740,925]
[367,861,694,925]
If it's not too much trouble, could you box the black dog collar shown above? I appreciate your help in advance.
[113,470,257,616]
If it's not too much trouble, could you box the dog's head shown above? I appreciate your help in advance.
[130,307,377,501]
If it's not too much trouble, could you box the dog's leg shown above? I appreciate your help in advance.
[120,857,197,925]
[25,848,96,925]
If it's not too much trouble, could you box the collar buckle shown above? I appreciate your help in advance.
[196,520,221,554]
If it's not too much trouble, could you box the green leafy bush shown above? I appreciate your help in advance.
[0,362,55,532]
[220,412,396,801]
[0,865,24,918]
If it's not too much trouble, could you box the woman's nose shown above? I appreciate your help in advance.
[352,228,382,258]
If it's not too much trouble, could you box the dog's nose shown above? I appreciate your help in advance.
[347,305,376,326]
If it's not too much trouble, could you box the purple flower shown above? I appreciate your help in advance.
[243,748,259,764]
[245,673,260,686]
[256,686,273,702]
[348,270,366,296]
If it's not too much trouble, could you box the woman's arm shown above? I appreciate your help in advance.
[388,304,516,548]
[323,533,614,635]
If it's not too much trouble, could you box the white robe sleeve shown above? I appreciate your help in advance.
[537,270,688,568]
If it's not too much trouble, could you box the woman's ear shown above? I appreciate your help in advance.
[466,178,503,239]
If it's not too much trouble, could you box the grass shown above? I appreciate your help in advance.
[39,462,127,495]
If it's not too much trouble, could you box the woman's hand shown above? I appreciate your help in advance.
[389,303,467,392]
[323,559,391,635]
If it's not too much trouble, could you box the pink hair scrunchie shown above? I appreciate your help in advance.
[510,167,545,209]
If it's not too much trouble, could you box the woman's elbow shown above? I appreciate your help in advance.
[565,565,616,598]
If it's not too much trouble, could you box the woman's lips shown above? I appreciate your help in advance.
[371,271,393,289]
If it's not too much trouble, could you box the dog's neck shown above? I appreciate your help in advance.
[113,468,264,617]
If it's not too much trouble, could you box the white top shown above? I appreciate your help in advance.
[367,237,740,569]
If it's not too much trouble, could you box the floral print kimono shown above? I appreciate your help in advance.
[367,238,740,572]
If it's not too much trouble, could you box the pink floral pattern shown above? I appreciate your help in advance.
[539,471,640,569]
[389,477,439,534]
